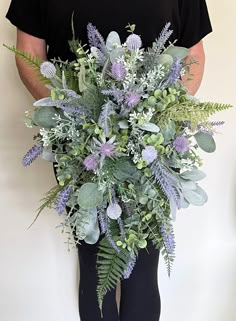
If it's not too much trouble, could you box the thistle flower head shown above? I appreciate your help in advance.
[107,202,122,219]
[56,186,72,215]
[100,142,115,157]
[126,34,142,51]
[142,146,158,164]
[111,62,126,81]
[173,136,190,153]
[83,154,98,171]
[22,144,43,167]
[40,61,57,79]
[125,92,141,108]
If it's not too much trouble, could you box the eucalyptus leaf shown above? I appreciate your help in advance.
[180,169,206,181]
[84,219,100,244]
[138,122,160,133]
[156,54,174,66]
[180,178,197,191]
[118,120,129,129]
[183,185,208,206]
[161,120,176,142]
[194,132,216,153]
[33,106,60,128]
[112,158,138,182]
[77,183,103,209]
[106,31,121,51]
[109,47,124,63]
[165,46,189,60]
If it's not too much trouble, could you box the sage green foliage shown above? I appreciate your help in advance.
[78,183,103,209]
[7,23,233,313]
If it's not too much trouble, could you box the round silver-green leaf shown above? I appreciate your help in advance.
[194,132,216,153]
[77,183,103,209]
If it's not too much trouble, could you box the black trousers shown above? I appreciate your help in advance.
[78,240,161,321]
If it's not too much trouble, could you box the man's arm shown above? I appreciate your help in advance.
[16,29,50,100]
[182,40,206,96]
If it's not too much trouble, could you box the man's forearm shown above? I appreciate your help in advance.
[16,57,50,100]
[181,40,206,96]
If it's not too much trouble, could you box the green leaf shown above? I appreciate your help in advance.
[77,183,103,209]
[33,106,60,128]
[78,64,87,92]
[112,158,138,182]
[109,47,124,63]
[84,219,100,244]
[156,54,174,66]
[180,169,206,181]
[194,132,216,153]
[160,120,176,142]
[180,178,197,190]
[106,31,121,51]
[138,122,160,133]
[165,46,189,60]
[183,185,208,206]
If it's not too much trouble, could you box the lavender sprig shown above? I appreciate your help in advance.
[22,144,43,167]
[87,23,107,55]
[117,217,125,240]
[151,161,181,218]
[155,22,173,53]
[160,224,175,255]
[55,185,72,215]
[164,58,182,87]
[106,220,120,253]
[123,252,137,279]
[98,211,108,234]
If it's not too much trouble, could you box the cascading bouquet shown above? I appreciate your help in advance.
[5,23,232,310]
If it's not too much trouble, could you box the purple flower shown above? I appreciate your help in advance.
[126,34,142,51]
[165,58,182,86]
[100,142,115,157]
[22,144,43,167]
[142,146,158,164]
[106,222,120,253]
[98,211,108,234]
[56,186,72,215]
[125,92,141,108]
[40,61,57,79]
[156,22,173,53]
[173,136,190,153]
[123,253,137,279]
[87,23,107,54]
[160,224,175,255]
[83,154,98,171]
[107,202,122,219]
[111,62,126,81]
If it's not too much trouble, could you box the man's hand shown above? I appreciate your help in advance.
[16,29,50,100]
[182,40,206,96]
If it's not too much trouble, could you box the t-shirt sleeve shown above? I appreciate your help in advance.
[178,0,213,48]
[6,0,45,39]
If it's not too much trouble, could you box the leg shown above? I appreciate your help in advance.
[120,241,161,321]
[78,241,119,321]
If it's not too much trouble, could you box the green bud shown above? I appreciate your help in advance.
[116,241,123,247]
[148,96,157,106]
[154,89,162,98]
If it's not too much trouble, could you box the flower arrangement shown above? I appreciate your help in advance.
[5,22,232,311]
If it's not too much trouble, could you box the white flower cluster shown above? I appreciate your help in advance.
[140,65,166,92]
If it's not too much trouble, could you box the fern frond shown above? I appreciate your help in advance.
[96,237,130,312]
[28,184,63,229]
[158,101,233,128]
[3,44,50,84]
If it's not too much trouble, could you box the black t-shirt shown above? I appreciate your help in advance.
[6,0,212,61]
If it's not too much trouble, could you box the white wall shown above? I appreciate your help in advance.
[0,1,235,321]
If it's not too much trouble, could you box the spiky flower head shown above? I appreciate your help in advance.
[142,146,158,164]
[40,61,57,79]
[56,185,72,215]
[126,34,142,51]
[83,154,98,171]
[111,62,126,81]
[22,144,43,167]
[173,136,190,153]
[107,202,122,220]
[125,92,141,108]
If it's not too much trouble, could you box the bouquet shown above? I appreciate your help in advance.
[5,22,232,310]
